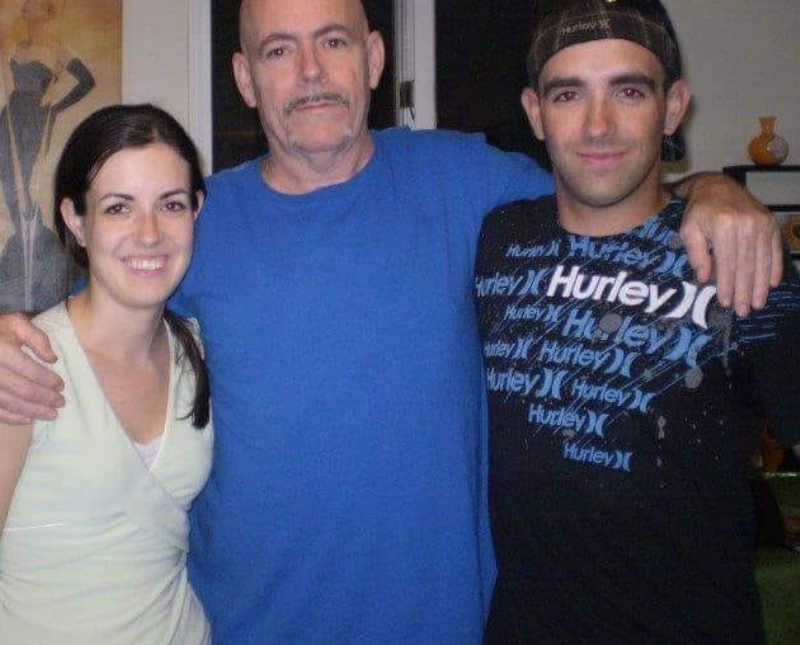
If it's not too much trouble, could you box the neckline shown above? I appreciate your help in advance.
[58,300,176,472]
[553,195,684,241]
[245,131,384,209]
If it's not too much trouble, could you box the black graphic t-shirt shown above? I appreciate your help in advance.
[475,196,800,644]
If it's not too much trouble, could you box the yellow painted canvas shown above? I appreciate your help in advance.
[0,0,121,312]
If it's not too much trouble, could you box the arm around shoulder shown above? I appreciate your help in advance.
[672,172,782,316]
[0,313,64,425]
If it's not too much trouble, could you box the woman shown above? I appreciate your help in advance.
[0,0,95,311]
[0,104,212,643]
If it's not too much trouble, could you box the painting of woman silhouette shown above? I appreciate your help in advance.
[0,0,120,312]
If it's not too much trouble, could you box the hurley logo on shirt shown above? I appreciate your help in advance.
[546,264,717,329]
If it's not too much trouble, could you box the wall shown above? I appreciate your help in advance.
[122,0,189,122]
[662,1,800,178]
[122,0,211,171]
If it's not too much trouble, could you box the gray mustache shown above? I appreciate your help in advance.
[285,93,349,114]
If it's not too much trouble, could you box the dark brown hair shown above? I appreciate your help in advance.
[54,104,210,428]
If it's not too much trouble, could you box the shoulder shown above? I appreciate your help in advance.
[166,315,205,359]
[481,195,558,236]
[30,302,71,349]
[205,158,262,195]
[28,304,73,384]
[738,262,800,333]
[373,127,551,199]
[197,160,264,234]
[374,126,506,162]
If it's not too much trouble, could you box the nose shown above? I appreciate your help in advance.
[584,96,615,140]
[298,42,324,83]
[136,211,161,245]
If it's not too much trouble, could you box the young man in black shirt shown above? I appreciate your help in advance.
[475,1,800,642]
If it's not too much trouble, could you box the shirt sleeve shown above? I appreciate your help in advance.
[736,260,800,447]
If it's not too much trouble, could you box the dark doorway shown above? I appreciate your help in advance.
[211,0,395,172]
[435,0,550,169]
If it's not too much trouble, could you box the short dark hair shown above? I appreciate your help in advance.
[53,103,210,428]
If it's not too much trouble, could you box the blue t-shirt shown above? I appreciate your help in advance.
[173,127,553,644]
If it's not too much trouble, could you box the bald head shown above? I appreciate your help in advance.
[239,0,370,55]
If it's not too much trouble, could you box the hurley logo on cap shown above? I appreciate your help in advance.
[562,18,612,36]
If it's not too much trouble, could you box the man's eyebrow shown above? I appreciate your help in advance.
[609,73,657,91]
[256,32,297,58]
[541,73,658,96]
[313,23,359,39]
[541,77,585,96]
[255,23,359,57]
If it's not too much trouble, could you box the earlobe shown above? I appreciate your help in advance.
[193,192,205,221]
[60,198,86,247]
[232,52,258,109]
[521,87,546,141]
[366,31,386,90]
[664,80,692,136]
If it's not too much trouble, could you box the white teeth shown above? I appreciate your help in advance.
[127,257,165,271]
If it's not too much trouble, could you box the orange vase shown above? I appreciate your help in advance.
[748,116,789,166]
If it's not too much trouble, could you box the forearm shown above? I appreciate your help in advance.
[667,171,720,200]
[52,58,95,114]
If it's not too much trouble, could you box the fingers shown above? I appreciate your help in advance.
[0,410,33,426]
[706,216,737,310]
[0,313,64,423]
[769,226,784,288]
[682,225,713,285]
[732,216,758,317]
[9,315,58,364]
[747,224,776,312]
[0,365,63,421]
[735,210,783,314]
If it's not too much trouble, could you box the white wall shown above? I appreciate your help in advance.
[123,1,800,178]
[661,0,800,177]
[122,0,211,171]
[122,0,189,120]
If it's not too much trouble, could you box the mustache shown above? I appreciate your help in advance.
[285,93,349,114]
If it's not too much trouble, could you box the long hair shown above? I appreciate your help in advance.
[53,103,210,428]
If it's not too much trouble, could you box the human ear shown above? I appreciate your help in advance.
[192,191,205,221]
[664,79,692,136]
[521,87,545,141]
[59,198,86,247]
[366,31,386,90]
[232,51,258,109]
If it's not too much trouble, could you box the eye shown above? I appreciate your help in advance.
[265,46,287,59]
[162,199,189,214]
[325,37,347,49]
[619,87,646,100]
[103,202,129,216]
[552,90,578,103]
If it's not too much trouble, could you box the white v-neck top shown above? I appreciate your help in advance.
[0,303,213,644]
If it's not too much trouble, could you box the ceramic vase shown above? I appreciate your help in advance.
[748,116,789,166]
